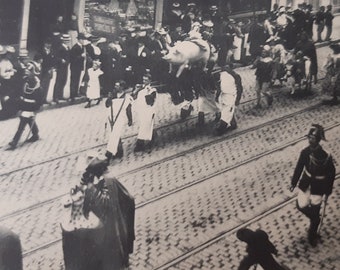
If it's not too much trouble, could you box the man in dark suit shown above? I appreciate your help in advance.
[40,40,55,104]
[69,33,88,100]
[132,37,152,84]
[149,29,169,83]
[53,34,70,103]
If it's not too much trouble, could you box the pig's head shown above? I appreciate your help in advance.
[163,47,186,65]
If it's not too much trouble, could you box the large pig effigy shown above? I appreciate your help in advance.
[163,37,214,78]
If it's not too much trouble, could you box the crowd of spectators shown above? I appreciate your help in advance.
[0,2,338,120]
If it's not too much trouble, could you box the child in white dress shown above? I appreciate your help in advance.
[85,59,103,108]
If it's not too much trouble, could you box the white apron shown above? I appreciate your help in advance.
[106,95,133,155]
[218,71,237,125]
[136,86,157,141]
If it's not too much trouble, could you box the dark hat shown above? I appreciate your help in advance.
[89,35,100,43]
[236,228,254,242]
[330,43,340,54]
[85,156,109,176]
[307,124,326,141]
[78,32,88,40]
[120,30,129,37]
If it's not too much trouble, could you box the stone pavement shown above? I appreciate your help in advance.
[0,34,340,270]
[18,121,340,270]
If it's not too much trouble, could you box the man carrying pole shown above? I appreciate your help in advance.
[105,81,133,161]
[289,124,336,247]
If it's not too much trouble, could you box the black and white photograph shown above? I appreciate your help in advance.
[0,0,340,269]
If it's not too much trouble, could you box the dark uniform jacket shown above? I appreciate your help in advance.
[255,58,273,84]
[19,75,43,112]
[291,145,336,196]
[324,11,334,27]
[70,43,85,71]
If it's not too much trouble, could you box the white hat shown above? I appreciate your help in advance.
[0,45,7,55]
[61,34,71,41]
[5,46,15,53]
[172,2,180,8]
[192,21,202,28]
[202,20,214,28]
[263,45,271,51]
[157,28,167,35]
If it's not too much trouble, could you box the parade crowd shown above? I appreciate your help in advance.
[0,1,339,270]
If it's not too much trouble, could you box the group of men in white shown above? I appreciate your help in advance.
[104,63,241,160]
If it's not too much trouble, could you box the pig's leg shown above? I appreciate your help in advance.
[168,63,173,74]
[176,60,189,78]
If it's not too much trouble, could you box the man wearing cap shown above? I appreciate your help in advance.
[324,5,334,41]
[236,228,286,270]
[105,82,133,160]
[253,47,274,109]
[134,73,157,153]
[40,41,55,104]
[7,56,44,150]
[69,33,88,101]
[322,43,340,105]
[0,47,30,119]
[166,2,183,32]
[53,34,70,103]
[149,29,170,83]
[132,37,152,84]
[315,6,325,42]
[213,64,241,135]
[290,124,336,247]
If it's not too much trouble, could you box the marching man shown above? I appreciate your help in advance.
[7,58,43,150]
[214,64,242,136]
[105,81,133,161]
[290,124,336,247]
[134,72,157,153]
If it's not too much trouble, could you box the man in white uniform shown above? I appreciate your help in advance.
[105,82,133,160]
[134,73,157,153]
[214,65,240,135]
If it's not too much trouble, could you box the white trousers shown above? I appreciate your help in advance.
[297,187,323,208]
[218,93,236,125]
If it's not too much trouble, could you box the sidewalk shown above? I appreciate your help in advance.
[7,15,338,116]
[314,13,340,48]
